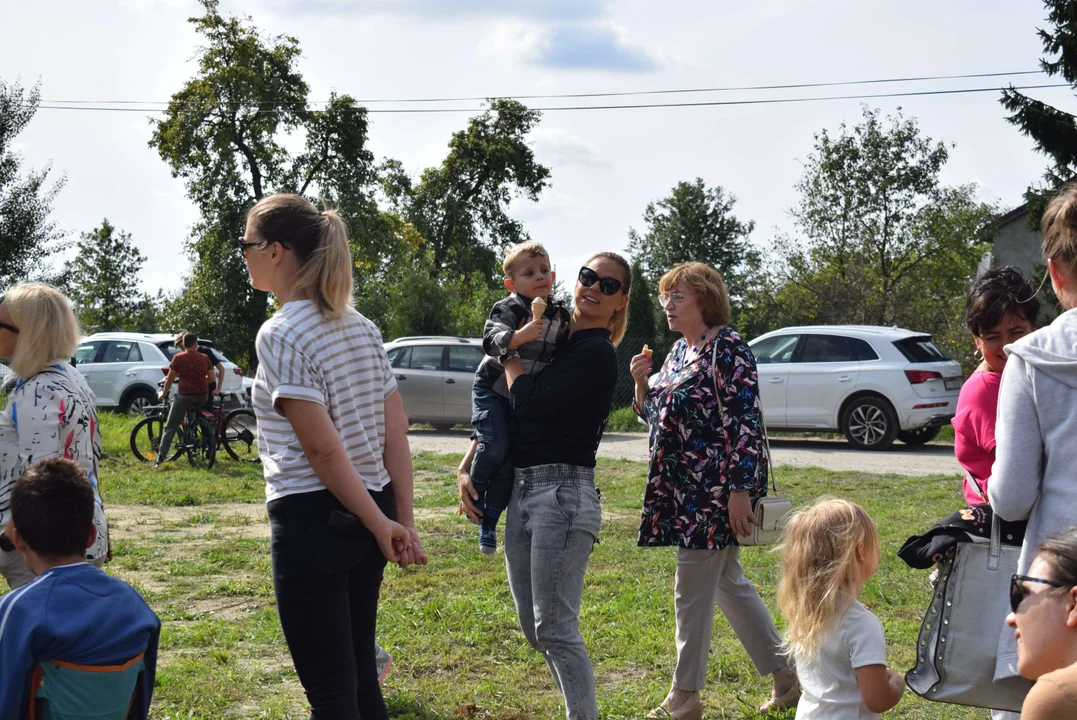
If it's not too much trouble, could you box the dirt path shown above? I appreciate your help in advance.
[407,430,963,477]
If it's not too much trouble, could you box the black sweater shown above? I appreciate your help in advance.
[509,328,618,469]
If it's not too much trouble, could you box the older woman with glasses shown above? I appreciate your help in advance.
[0,283,108,589]
[630,263,797,719]
[1005,527,1077,718]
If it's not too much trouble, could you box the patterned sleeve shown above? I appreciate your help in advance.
[255,325,326,415]
[482,300,524,358]
[11,381,64,468]
[712,332,767,494]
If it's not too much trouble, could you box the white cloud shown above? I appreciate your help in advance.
[531,127,607,168]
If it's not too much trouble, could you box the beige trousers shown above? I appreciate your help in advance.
[673,546,787,691]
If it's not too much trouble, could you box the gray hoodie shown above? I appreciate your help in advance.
[988,308,1077,680]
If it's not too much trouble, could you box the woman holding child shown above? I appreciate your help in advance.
[459,250,631,720]
[629,262,797,718]
[0,283,109,590]
[241,193,427,720]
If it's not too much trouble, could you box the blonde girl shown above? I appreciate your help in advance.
[778,498,904,718]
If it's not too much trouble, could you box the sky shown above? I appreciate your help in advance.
[1,0,1074,297]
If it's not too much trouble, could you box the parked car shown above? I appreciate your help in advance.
[73,332,245,413]
[383,336,484,431]
[748,325,963,451]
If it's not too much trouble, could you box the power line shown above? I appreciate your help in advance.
[38,69,1046,106]
[34,83,1071,114]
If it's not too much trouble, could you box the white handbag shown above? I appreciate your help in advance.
[709,339,791,546]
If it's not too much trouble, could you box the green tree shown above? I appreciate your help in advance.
[627,178,755,293]
[383,99,551,283]
[0,79,65,289]
[149,0,378,368]
[775,107,997,369]
[63,219,149,334]
[1001,0,1077,218]
[612,257,660,408]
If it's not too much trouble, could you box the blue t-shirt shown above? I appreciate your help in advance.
[0,562,160,718]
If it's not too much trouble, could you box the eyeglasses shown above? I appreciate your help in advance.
[0,321,19,335]
[658,291,695,309]
[578,267,624,296]
[237,237,292,257]
[1010,573,1069,613]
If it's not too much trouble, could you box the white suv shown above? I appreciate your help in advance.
[383,336,485,430]
[748,325,963,451]
[73,332,245,413]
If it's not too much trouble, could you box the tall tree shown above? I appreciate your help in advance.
[626,179,755,293]
[1001,0,1077,217]
[64,219,148,334]
[149,0,377,368]
[0,79,65,289]
[775,107,997,366]
[383,99,551,283]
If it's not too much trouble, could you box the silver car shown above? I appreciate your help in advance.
[383,336,484,431]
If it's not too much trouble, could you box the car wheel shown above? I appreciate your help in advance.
[431,423,454,432]
[841,396,898,451]
[897,426,941,446]
[123,389,158,415]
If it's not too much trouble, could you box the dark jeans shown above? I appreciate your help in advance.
[268,487,395,720]
[470,377,514,531]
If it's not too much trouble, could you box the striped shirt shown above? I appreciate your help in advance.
[252,300,398,502]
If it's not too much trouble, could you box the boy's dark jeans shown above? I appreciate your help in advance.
[268,487,395,720]
[470,377,515,532]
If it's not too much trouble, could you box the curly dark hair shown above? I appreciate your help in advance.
[965,266,1040,337]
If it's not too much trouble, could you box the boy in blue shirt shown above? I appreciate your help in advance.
[0,458,160,719]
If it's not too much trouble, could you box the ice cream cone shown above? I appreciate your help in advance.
[531,297,547,323]
[642,344,653,358]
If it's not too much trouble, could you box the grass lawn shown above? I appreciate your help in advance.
[1,413,987,718]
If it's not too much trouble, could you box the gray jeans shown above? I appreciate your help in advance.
[505,464,602,720]
[156,393,207,464]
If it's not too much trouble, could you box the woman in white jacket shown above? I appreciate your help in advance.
[990,183,1077,718]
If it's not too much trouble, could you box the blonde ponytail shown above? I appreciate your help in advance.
[247,194,355,320]
[295,210,354,320]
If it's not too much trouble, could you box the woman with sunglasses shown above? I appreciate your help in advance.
[629,263,797,719]
[457,252,631,720]
[241,193,427,719]
[0,284,109,589]
[989,185,1077,717]
[1006,527,1077,718]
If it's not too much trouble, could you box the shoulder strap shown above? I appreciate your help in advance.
[711,334,778,494]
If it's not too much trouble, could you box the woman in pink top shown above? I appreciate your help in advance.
[953,267,1039,505]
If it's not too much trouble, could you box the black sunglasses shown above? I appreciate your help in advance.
[1010,573,1069,613]
[578,267,624,296]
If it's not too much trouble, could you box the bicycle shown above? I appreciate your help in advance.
[204,395,259,463]
[130,398,216,468]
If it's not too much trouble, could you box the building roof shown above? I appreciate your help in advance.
[998,203,1029,228]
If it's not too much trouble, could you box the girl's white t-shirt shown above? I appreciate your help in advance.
[252,301,398,502]
[795,600,888,720]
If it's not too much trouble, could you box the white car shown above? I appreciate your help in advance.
[383,336,485,430]
[73,332,245,413]
[748,325,963,451]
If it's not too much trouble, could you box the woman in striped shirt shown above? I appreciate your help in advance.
[242,193,427,720]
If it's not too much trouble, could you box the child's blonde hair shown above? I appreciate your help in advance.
[502,241,550,278]
[778,497,879,658]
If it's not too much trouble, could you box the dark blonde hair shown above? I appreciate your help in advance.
[247,193,353,320]
[778,498,879,658]
[503,241,550,278]
[1042,183,1077,277]
[658,263,732,327]
[583,251,631,346]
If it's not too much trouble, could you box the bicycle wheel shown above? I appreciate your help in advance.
[186,416,217,469]
[130,416,182,463]
[222,408,260,463]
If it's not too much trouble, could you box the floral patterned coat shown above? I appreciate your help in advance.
[636,326,769,550]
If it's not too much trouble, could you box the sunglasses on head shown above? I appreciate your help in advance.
[578,267,624,296]
[1010,573,1069,613]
